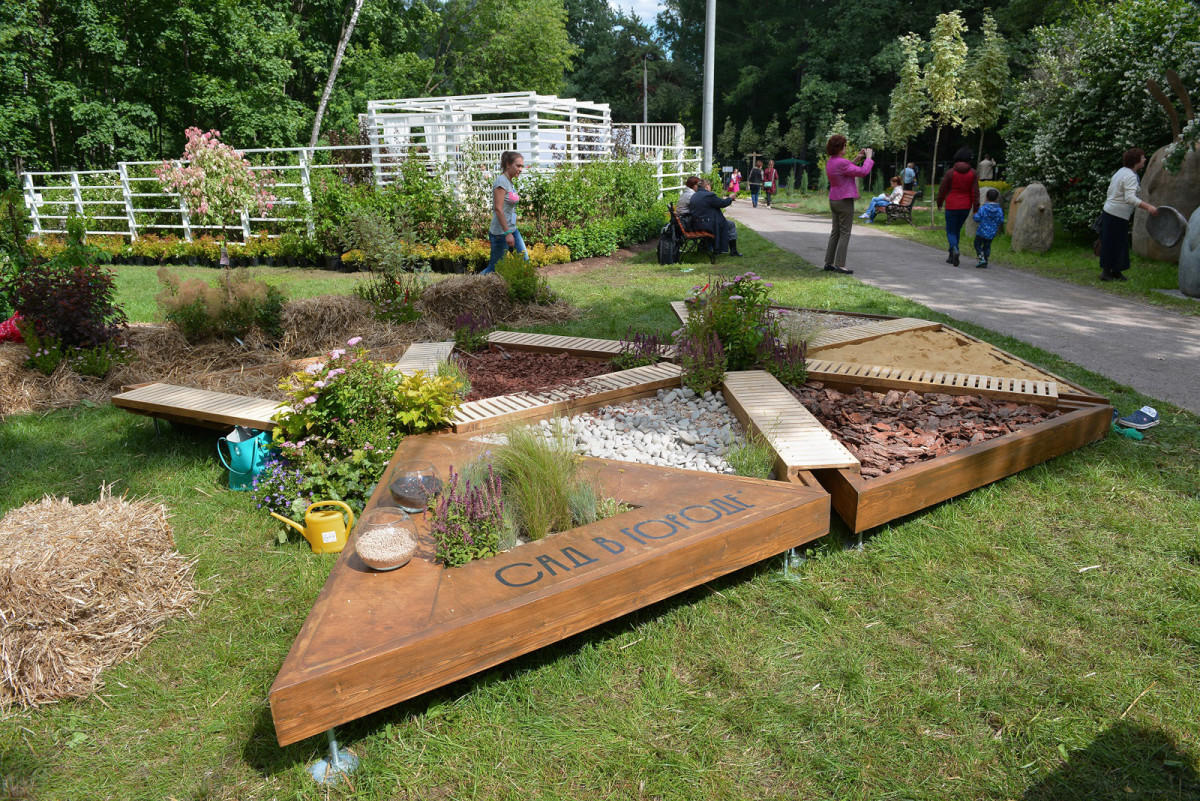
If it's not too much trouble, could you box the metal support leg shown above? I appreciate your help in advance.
[153,418,161,436]
[308,728,359,785]
[781,547,804,580]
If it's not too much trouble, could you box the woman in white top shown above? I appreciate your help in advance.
[1099,147,1158,281]
[676,176,701,218]
[483,151,528,274]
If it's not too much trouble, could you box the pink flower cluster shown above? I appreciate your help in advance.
[155,127,276,229]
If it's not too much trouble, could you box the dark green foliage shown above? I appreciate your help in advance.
[0,189,33,318]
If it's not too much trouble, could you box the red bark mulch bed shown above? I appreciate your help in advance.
[790,383,1062,479]
[459,348,614,402]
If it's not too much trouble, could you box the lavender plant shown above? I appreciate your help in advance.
[429,466,507,567]
[677,328,726,393]
[610,326,667,371]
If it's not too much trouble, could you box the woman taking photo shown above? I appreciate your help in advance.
[1099,147,1159,281]
[483,151,528,274]
[936,147,980,266]
[823,135,873,275]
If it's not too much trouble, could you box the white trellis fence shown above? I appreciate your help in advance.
[22,92,701,240]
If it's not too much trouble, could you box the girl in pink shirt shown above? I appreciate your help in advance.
[823,135,874,274]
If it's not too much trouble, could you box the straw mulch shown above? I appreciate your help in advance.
[0,282,580,416]
[0,489,198,710]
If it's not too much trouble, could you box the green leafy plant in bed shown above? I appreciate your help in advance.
[496,252,555,305]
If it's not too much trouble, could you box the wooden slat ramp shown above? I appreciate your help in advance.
[392,341,455,375]
[451,362,682,433]
[808,317,941,351]
[670,300,690,324]
[110,383,285,430]
[487,330,676,360]
[807,359,1059,405]
[721,370,859,478]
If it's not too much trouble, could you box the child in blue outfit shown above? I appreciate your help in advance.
[972,188,1004,268]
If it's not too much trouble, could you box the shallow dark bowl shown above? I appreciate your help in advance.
[1147,205,1188,248]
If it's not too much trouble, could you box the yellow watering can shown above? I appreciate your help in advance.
[271,501,355,554]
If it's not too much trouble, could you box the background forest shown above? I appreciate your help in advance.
[1,0,1195,228]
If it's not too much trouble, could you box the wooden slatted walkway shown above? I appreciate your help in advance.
[808,317,941,351]
[670,300,690,324]
[110,383,285,430]
[487,330,676,360]
[451,362,682,433]
[392,341,455,375]
[807,359,1059,404]
[721,370,859,477]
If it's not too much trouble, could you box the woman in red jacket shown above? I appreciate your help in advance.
[936,147,981,266]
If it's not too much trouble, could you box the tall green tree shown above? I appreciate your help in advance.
[761,115,783,161]
[738,118,761,164]
[924,10,970,222]
[887,32,929,168]
[717,117,738,161]
[857,108,887,151]
[961,11,1009,160]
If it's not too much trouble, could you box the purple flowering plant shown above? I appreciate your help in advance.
[429,464,507,567]
[611,325,667,371]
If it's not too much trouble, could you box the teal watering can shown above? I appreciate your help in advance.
[217,426,270,491]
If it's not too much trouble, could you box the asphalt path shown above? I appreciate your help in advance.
[726,204,1200,415]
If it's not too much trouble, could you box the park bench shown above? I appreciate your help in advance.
[884,190,919,226]
[666,202,717,264]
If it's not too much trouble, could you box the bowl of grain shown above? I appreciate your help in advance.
[355,508,418,571]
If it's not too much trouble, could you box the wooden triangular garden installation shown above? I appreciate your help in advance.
[269,432,830,745]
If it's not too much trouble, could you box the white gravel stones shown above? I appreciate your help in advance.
[533,387,746,473]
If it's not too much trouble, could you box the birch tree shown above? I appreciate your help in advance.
[310,0,367,148]
[887,32,929,169]
[960,12,1009,161]
[924,11,969,223]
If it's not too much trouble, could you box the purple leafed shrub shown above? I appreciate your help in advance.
[429,465,506,566]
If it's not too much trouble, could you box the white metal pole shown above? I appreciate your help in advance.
[702,0,716,173]
[643,57,649,127]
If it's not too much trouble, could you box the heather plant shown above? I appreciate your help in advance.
[429,466,508,567]
[610,326,667,371]
[453,311,493,352]
[21,329,66,376]
[676,328,726,394]
[69,340,134,378]
[156,267,284,342]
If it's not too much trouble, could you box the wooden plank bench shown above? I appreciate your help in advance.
[806,359,1060,405]
[451,362,683,433]
[721,370,860,479]
[884,190,919,226]
[110,383,285,431]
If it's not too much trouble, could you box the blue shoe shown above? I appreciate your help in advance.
[1118,406,1159,429]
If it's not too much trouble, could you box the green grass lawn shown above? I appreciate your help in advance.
[3,229,1199,799]
[771,191,1196,315]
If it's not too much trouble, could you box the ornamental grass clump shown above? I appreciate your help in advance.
[155,267,285,342]
[490,423,598,541]
[429,465,507,567]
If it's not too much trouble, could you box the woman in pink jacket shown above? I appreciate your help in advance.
[823,135,874,274]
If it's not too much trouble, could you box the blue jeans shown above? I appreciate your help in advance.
[483,229,528,273]
[944,208,971,251]
[974,235,993,261]
[867,198,890,222]
[750,186,760,207]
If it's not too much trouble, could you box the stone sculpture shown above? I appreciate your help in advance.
[1011,182,1053,253]
[1180,206,1200,298]
[1133,70,1198,263]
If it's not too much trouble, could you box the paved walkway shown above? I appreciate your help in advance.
[726,205,1200,414]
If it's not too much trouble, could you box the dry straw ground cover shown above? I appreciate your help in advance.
[0,488,197,710]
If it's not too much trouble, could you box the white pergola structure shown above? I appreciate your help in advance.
[365,92,687,180]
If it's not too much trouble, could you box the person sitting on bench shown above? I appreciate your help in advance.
[861,176,904,223]
[689,179,743,257]
[676,176,701,226]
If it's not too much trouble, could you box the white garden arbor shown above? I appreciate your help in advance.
[22,92,700,240]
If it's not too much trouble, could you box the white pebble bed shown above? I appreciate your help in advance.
[473,387,752,474]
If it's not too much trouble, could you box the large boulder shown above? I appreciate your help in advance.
[1005,186,1025,236]
[1134,143,1200,263]
[1011,182,1054,253]
[1180,205,1200,298]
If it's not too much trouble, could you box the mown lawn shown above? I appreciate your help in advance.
[2,228,1198,800]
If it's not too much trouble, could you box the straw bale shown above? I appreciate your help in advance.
[0,488,197,710]
[420,275,515,327]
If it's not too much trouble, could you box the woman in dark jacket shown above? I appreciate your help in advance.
[689,180,742,256]
[936,147,981,266]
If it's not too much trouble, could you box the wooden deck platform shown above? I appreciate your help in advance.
[487,330,676,361]
[721,370,860,478]
[268,432,831,746]
[806,359,1060,405]
[110,383,285,431]
[391,341,455,375]
[451,362,683,433]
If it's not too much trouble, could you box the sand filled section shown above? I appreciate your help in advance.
[812,328,1059,383]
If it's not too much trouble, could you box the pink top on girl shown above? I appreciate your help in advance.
[826,156,875,201]
[729,171,741,192]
